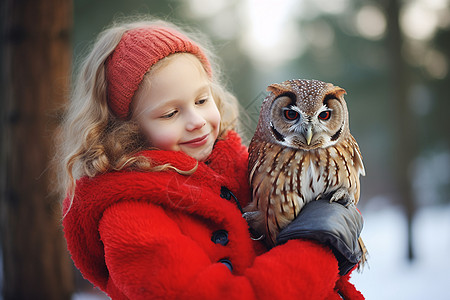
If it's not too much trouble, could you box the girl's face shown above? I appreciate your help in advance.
[132,54,221,161]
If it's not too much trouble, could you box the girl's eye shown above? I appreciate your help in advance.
[196,98,208,105]
[284,109,299,121]
[161,110,177,119]
[318,111,331,120]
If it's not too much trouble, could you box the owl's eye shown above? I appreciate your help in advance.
[284,109,299,121]
[318,111,331,120]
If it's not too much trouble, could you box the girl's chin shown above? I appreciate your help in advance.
[183,144,214,161]
[187,149,212,161]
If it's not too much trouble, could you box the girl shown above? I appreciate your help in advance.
[59,17,364,299]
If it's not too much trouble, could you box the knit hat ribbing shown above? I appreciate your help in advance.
[106,26,212,120]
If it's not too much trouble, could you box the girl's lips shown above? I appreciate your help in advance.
[180,134,209,147]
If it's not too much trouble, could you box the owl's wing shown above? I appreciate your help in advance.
[349,135,365,177]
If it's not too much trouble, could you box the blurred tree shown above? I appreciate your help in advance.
[0,0,74,299]
[384,0,417,261]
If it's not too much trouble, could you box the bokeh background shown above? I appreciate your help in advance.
[1,0,449,299]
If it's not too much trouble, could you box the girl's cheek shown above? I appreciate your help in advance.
[148,129,179,151]
[208,104,221,133]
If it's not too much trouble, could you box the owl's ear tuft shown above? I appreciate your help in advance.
[332,86,347,98]
[323,87,347,105]
[267,83,291,96]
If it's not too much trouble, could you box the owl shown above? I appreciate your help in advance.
[245,79,366,263]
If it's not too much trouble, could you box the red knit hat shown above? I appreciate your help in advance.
[106,26,212,120]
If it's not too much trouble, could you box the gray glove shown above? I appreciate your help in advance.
[277,198,363,275]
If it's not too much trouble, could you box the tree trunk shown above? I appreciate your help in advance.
[384,0,417,261]
[0,0,74,299]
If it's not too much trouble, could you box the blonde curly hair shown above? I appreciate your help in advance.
[56,17,240,203]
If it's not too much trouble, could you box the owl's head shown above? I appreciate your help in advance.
[255,79,350,150]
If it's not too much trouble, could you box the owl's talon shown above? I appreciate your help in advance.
[250,231,265,241]
[242,212,265,241]
[242,211,260,222]
[330,188,354,207]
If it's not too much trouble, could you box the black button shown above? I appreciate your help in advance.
[211,230,229,246]
[220,186,231,200]
[218,258,233,272]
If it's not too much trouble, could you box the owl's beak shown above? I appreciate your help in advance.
[305,125,313,145]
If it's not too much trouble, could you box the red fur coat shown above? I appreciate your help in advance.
[63,131,363,299]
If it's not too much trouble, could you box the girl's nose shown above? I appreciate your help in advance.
[186,109,206,131]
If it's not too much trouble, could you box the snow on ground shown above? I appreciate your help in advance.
[73,293,108,300]
[351,202,450,300]
[73,202,450,300]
